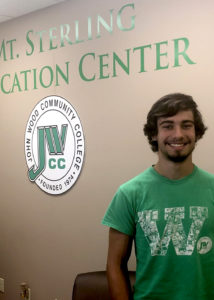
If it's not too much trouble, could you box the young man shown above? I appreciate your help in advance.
[102,93,214,300]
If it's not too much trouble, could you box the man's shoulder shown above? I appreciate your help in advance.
[196,166,214,177]
[119,167,155,192]
[195,166,214,186]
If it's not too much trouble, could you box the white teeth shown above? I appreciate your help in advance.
[170,144,184,147]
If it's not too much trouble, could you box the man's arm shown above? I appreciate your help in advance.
[106,228,133,300]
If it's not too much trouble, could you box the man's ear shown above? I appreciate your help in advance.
[152,136,157,141]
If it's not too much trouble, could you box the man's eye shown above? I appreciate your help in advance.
[162,125,173,129]
[183,124,193,129]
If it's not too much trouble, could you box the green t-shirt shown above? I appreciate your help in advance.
[102,166,214,300]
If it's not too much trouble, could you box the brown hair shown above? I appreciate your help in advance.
[143,93,207,152]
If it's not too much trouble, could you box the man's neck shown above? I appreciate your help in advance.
[154,155,194,180]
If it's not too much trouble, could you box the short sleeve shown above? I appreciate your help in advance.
[101,187,136,236]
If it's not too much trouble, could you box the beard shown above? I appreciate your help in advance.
[166,153,191,163]
[165,145,195,163]
[158,138,196,163]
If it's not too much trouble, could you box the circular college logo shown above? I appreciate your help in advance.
[25,95,85,195]
[197,237,212,255]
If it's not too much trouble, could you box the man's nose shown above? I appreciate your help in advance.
[173,126,184,138]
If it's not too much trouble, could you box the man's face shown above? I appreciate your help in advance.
[154,110,196,163]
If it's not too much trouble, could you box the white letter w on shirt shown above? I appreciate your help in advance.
[138,207,208,256]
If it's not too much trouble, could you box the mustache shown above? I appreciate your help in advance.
[165,138,191,143]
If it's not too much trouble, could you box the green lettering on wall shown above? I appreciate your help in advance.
[1,74,11,94]
[117,3,135,31]
[56,62,70,86]
[20,70,31,91]
[6,39,16,60]
[26,30,34,56]
[11,73,22,93]
[155,41,169,70]
[133,44,152,72]
[99,54,110,79]
[40,66,54,88]
[60,24,73,47]
[75,21,84,44]
[79,53,96,81]
[173,37,196,67]
[49,27,58,50]
[87,17,93,40]
[97,9,113,38]
[36,30,46,53]
[113,49,130,77]
[33,68,38,90]
[0,40,7,61]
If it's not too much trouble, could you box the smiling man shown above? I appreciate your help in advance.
[102,93,214,300]
[153,110,196,179]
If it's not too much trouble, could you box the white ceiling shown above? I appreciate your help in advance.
[0,0,68,23]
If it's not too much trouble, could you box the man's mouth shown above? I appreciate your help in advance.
[166,142,189,150]
[170,143,185,147]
